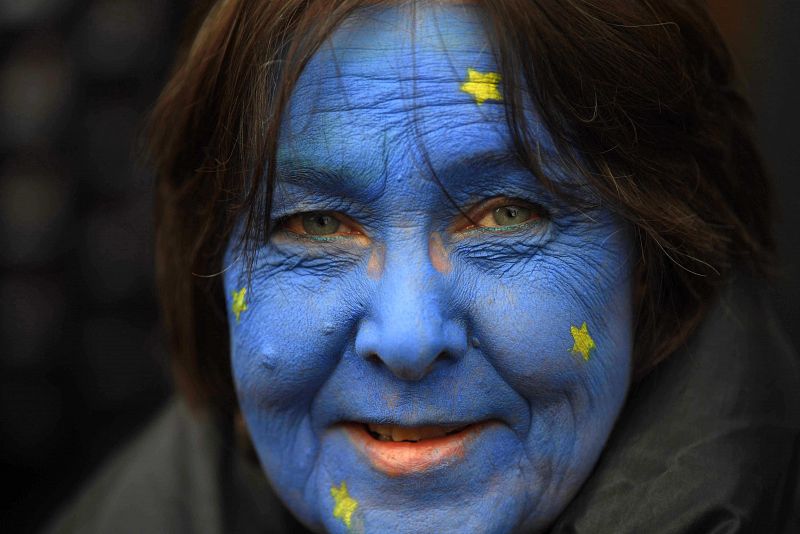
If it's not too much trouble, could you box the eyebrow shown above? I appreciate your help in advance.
[275,163,388,206]
[274,148,551,207]
[277,165,342,190]
[279,150,522,183]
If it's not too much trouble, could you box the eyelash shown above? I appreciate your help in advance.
[456,198,546,235]
[274,211,362,242]
[274,198,548,241]
[458,218,543,236]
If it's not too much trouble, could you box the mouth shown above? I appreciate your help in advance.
[342,421,488,476]
[365,423,469,442]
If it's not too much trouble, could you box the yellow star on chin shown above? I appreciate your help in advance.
[570,322,596,361]
[460,67,503,105]
[331,481,358,528]
[231,287,248,322]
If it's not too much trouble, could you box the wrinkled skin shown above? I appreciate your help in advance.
[224,4,633,533]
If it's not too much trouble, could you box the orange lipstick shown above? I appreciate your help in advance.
[342,422,487,476]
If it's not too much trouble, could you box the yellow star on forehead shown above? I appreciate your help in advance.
[331,481,358,528]
[231,287,248,322]
[460,67,503,105]
[570,322,596,361]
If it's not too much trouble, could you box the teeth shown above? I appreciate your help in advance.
[366,424,467,442]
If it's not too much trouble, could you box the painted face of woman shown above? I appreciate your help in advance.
[224,4,634,533]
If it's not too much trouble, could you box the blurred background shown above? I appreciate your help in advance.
[0,1,797,532]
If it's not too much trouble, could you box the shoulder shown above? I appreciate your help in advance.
[553,276,800,533]
[46,399,225,534]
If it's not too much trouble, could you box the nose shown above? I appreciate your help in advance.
[354,242,467,381]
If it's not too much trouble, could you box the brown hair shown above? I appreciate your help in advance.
[148,0,772,414]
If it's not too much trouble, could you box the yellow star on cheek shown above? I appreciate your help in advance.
[330,481,358,528]
[460,67,503,105]
[570,322,596,361]
[231,287,248,322]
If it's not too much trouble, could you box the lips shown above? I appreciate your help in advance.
[343,421,488,476]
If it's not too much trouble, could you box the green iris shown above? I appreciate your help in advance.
[302,213,340,235]
[492,205,532,227]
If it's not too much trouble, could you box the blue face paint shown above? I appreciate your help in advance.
[224,4,634,533]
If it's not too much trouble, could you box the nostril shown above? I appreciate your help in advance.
[365,350,451,376]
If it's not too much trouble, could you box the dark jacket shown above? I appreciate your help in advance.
[49,278,800,533]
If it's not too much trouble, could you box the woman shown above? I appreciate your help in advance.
[52,1,799,532]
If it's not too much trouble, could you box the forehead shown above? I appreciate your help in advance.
[290,3,494,111]
[279,4,552,174]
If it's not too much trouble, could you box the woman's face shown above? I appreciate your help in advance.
[224,5,633,533]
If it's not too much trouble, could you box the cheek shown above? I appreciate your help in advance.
[226,267,357,412]
[465,244,633,413]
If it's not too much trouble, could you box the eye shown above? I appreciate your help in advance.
[278,211,363,240]
[458,198,544,233]
[301,213,340,235]
[483,205,533,227]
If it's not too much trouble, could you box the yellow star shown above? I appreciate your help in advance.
[231,287,247,322]
[570,322,596,361]
[460,67,503,105]
[330,481,358,528]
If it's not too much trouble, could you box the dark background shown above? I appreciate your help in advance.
[0,1,797,532]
